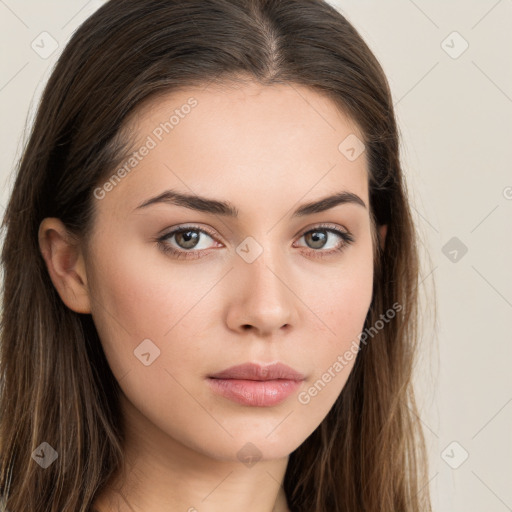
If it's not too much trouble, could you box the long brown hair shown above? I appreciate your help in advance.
[0,0,432,510]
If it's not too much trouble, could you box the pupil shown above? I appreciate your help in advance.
[309,230,326,248]
[178,230,198,248]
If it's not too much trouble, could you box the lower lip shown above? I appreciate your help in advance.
[207,378,303,407]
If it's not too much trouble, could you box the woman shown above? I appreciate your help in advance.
[0,0,432,510]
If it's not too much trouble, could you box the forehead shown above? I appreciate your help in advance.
[99,81,369,216]
[130,80,365,152]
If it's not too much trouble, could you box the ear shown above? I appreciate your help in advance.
[378,224,388,251]
[38,218,91,314]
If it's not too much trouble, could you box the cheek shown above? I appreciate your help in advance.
[299,243,374,397]
[86,241,217,441]
[312,239,374,340]
[86,236,208,380]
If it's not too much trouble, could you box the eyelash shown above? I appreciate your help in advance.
[156,223,355,261]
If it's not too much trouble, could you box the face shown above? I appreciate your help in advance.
[81,81,376,462]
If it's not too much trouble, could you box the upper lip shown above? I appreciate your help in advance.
[209,362,305,381]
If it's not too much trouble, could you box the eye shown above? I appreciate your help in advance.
[157,225,219,260]
[293,223,354,259]
[156,223,355,260]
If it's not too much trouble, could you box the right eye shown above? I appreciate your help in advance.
[156,224,222,260]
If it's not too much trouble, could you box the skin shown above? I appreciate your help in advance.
[39,81,387,512]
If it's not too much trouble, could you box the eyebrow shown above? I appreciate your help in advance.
[133,189,366,217]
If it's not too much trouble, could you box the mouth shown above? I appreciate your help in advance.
[207,362,305,407]
[208,361,305,381]
[207,377,303,407]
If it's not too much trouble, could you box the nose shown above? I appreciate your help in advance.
[225,251,299,336]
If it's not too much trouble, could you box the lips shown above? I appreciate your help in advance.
[207,362,305,407]
[208,362,305,381]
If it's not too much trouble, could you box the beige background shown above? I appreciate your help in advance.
[1,1,511,510]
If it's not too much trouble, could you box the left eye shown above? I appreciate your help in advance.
[295,227,350,251]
